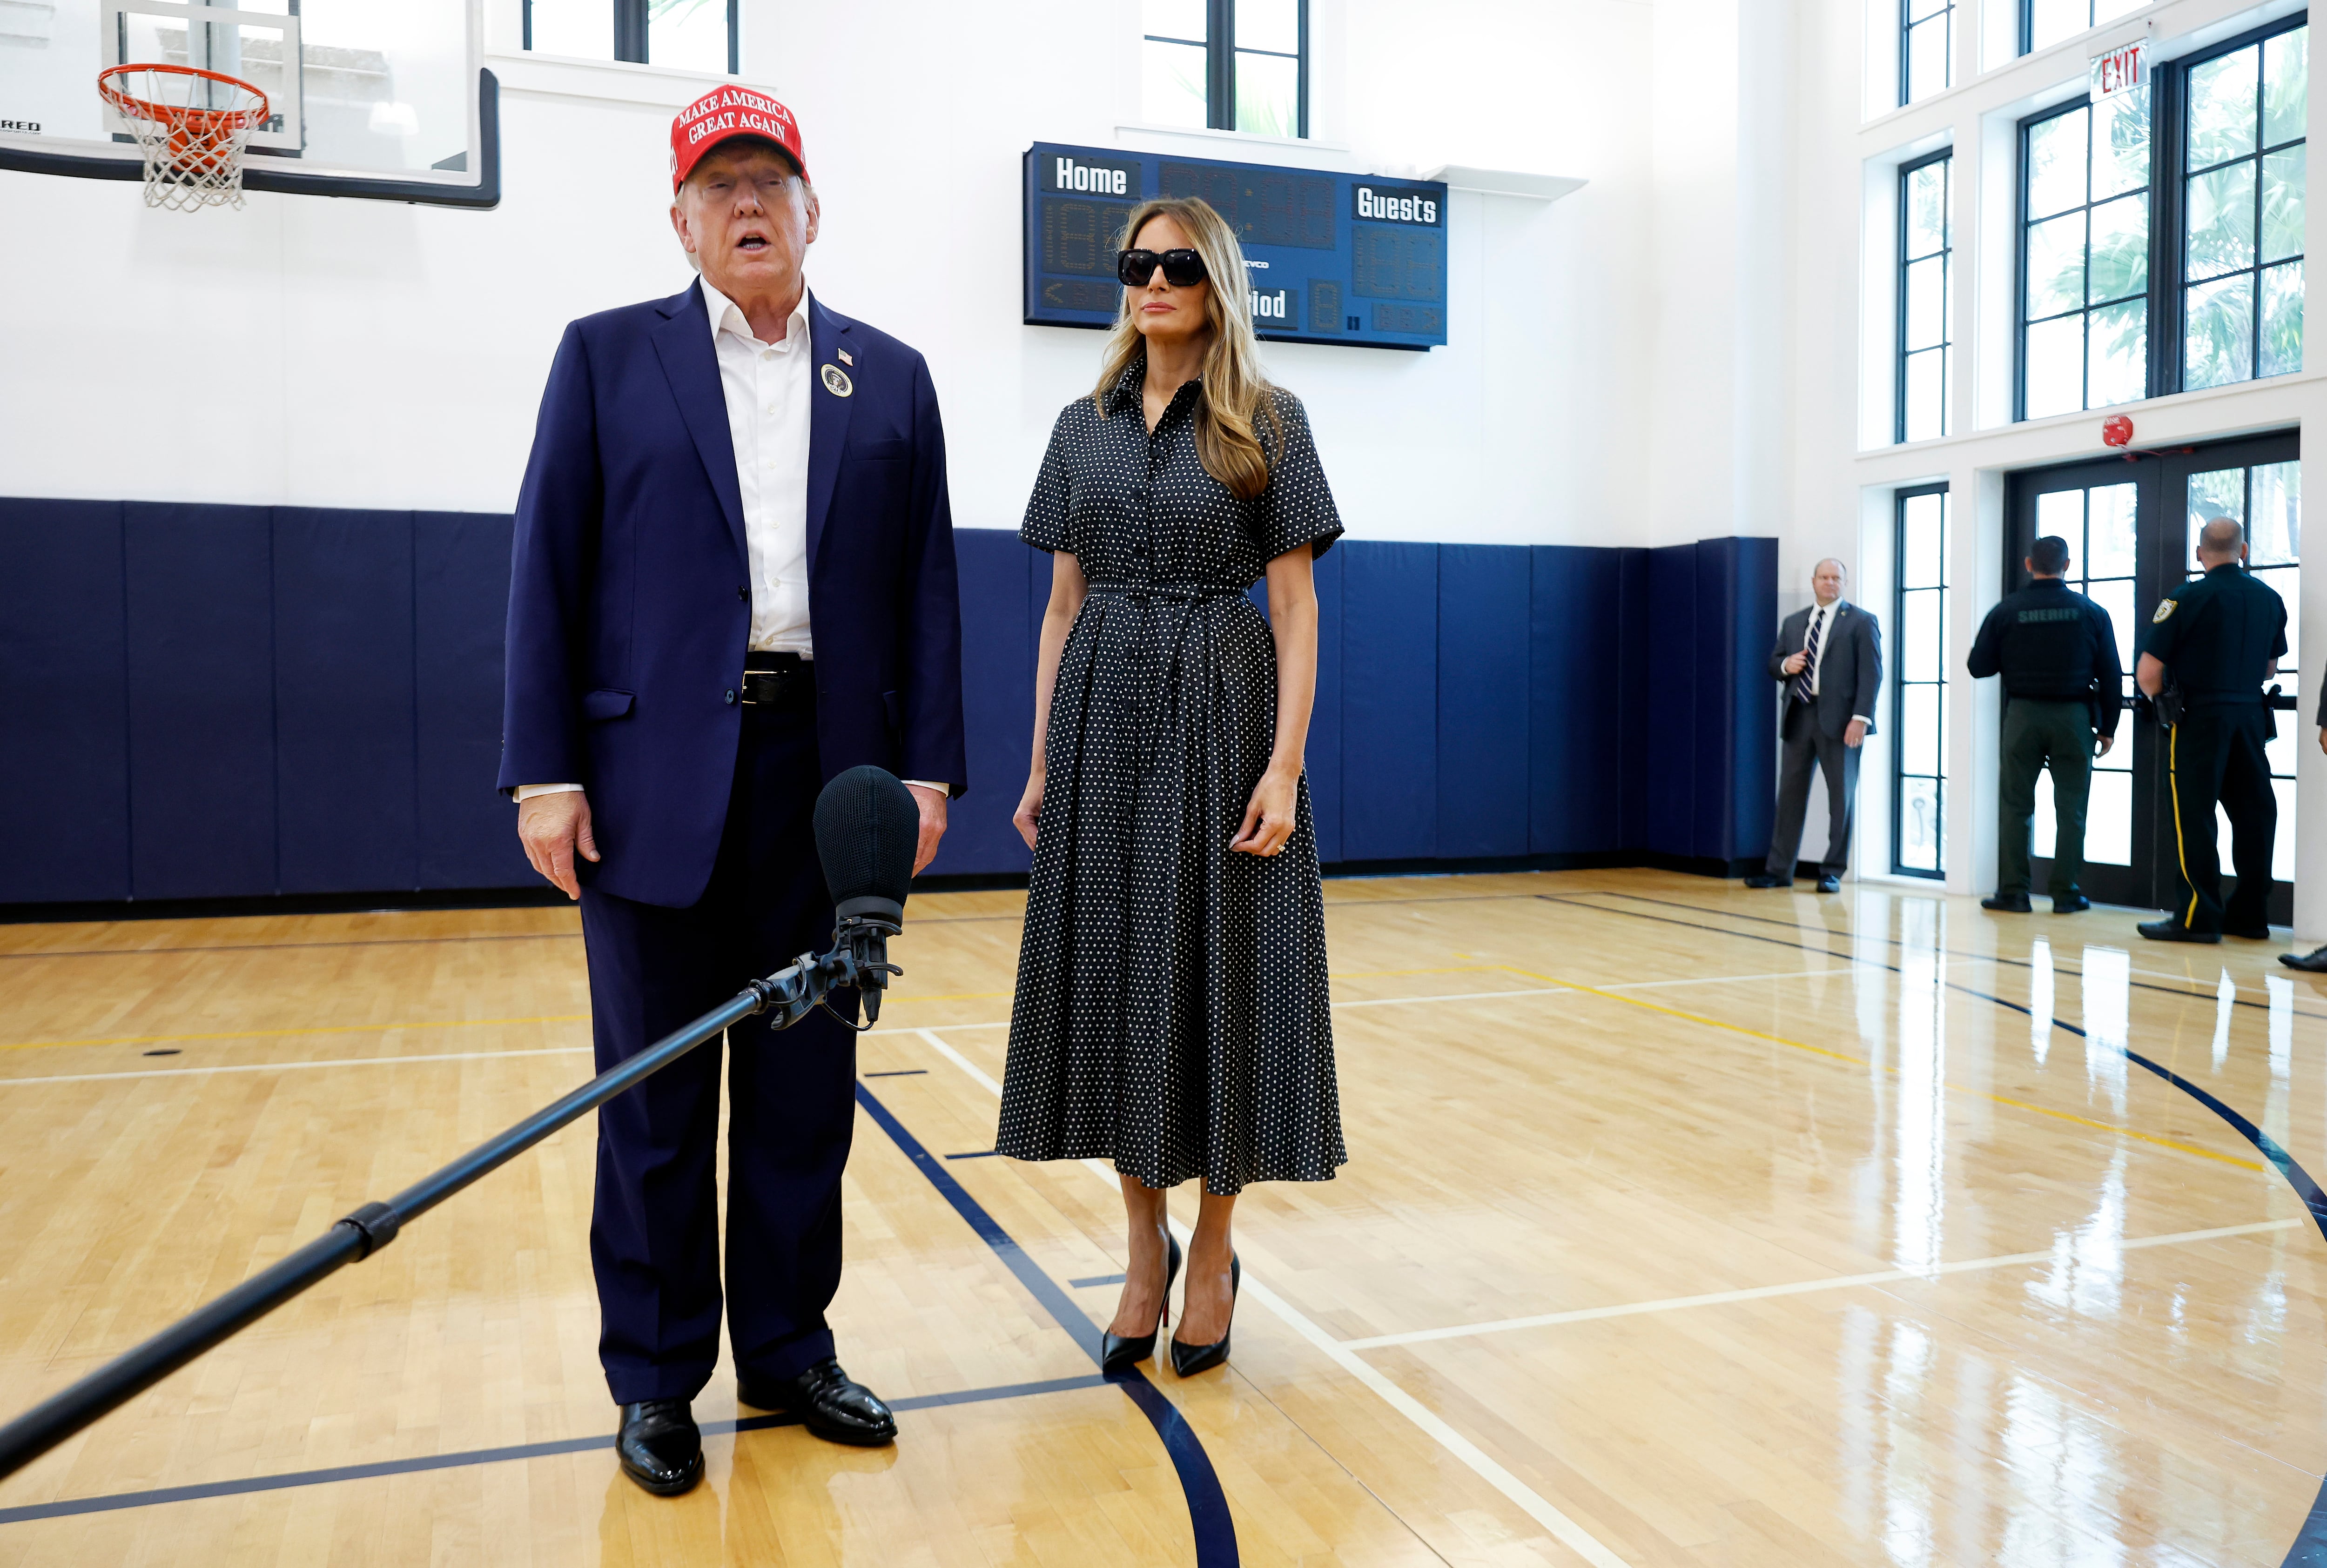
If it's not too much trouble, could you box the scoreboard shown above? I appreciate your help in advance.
[1022,141,1449,351]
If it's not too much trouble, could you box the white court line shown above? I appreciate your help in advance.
[1332,986,1567,1008]
[911,1028,1636,1568]
[1341,1217,2307,1350]
[0,1045,594,1086]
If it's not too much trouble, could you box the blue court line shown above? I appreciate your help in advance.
[1070,1273,1128,1288]
[0,1374,1107,1526]
[1547,894,2327,1566]
[852,1083,1239,1566]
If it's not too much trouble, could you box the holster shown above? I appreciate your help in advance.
[2156,681,2185,729]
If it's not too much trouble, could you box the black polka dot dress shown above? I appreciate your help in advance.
[996,356,1348,1196]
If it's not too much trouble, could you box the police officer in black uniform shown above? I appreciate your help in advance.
[2135,516,2287,944]
[1966,534,2121,914]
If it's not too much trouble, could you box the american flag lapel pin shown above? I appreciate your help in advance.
[837,346,854,366]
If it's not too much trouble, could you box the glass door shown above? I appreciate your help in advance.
[2008,460,2158,909]
[2158,434,2301,925]
[2004,429,2299,919]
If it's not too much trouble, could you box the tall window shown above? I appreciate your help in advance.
[1143,0,1310,138]
[2019,86,2152,418]
[1895,486,1951,878]
[1902,0,1952,104]
[2030,484,2138,867]
[2015,17,2307,418]
[525,0,738,74]
[2186,458,2302,880]
[1899,150,1952,442]
[2181,22,2309,389]
[2024,0,2146,55]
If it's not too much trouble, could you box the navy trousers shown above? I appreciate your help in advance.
[578,690,857,1405]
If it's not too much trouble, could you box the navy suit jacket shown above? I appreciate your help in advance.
[499,283,967,908]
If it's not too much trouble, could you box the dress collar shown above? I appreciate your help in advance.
[1105,350,1204,419]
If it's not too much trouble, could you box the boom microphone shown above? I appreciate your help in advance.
[0,768,926,1483]
[813,765,920,1023]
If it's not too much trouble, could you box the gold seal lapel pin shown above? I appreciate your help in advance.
[821,363,854,397]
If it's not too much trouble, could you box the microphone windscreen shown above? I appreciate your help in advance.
[814,766,920,911]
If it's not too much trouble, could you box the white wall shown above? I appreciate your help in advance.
[0,0,1665,548]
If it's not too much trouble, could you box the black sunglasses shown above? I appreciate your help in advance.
[1116,248,1208,288]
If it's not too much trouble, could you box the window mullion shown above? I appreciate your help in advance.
[2151,61,2186,396]
[1297,0,1310,139]
[1209,0,1235,130]
[613,0,647,64]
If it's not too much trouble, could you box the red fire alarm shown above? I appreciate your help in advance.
[2102,414,2134,447]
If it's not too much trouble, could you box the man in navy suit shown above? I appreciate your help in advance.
[498,87,965,1497]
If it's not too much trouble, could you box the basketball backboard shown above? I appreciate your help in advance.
[0,0,495,205]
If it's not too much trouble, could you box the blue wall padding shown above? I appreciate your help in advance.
[1437,545,1530,858]
[416,512,534,889]
[125,503,279,900]
[1529,545,1633,855]
[924,527,1035,878]
[1642,544,1698,858]
[1306,545,1344,864]
[0,497,1779,903]
[1340,541,1439,861]
[275,508,418,893]
[0,499,130,902]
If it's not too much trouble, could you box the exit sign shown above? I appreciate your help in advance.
[2091,40,2146,99]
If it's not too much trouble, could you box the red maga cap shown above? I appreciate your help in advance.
[670,86,806,192]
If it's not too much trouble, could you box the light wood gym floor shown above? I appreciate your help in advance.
[2,868,2325,1566]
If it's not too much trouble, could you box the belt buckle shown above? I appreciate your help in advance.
[740,668,794,706]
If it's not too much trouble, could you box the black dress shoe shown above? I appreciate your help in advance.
[1982,892,2032,912]
[616,1399,703,1496]
[2281,946,2327,972]
[2138,918,2219,944]
[1815,874,1842,893]
[1742,873,1792,889]
[739,1358,897,1446]
[2051,894,2090,914]
[1169,1253,1240,1377]
[1101,1231,1182,1373]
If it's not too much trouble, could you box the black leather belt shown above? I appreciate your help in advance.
[741,651,811,707]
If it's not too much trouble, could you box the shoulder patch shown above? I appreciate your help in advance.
[2152,599,2177,623]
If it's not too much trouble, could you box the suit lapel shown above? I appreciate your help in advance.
[650,283,749,570]
[805,295,855,570]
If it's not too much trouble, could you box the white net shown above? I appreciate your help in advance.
[97,66,268,212]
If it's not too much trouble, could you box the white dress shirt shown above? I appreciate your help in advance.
[517,278,943,804]
[1800,600,1873,729]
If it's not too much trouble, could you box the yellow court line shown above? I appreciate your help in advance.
[1500,965,2266,1173]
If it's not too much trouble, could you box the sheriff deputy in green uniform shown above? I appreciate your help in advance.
[2134,516,2287,944]
[1967,532,2122,914]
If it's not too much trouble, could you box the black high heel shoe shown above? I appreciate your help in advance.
[1100,1231,1182,1373]
[1169,1253,1240,1377]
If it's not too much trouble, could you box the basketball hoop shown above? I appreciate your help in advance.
[96,64,269,212]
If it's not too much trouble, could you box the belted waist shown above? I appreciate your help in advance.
[1085,582,1247,601]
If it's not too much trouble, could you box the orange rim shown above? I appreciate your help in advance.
[96,63,268,140]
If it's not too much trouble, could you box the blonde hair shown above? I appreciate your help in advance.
[1092,197,1283,502]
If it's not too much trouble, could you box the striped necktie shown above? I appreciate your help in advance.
[1792,608,1823,705]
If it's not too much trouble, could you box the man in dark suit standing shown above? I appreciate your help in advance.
[498,87,966,1496]
[1746,558,1882,893]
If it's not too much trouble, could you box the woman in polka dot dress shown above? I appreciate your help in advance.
[995,196,1346,1377]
